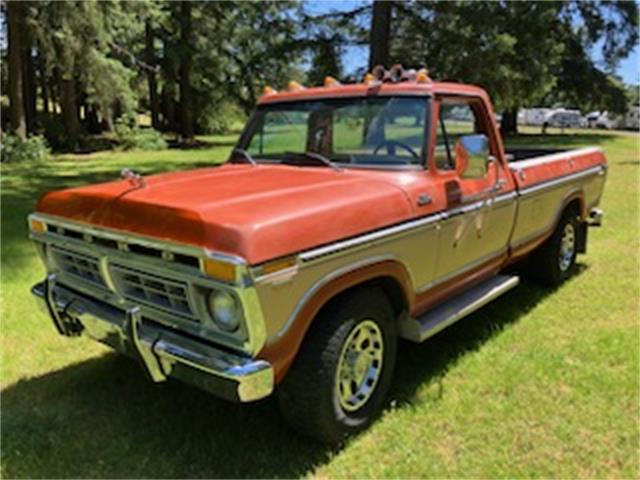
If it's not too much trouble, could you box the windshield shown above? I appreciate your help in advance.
[235,96,430,168]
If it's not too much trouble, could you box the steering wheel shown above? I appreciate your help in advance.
[373,140,419,159]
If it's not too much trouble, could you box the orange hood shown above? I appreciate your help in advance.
[37,164,415,264]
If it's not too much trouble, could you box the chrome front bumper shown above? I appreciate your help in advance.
[32,277,274,402]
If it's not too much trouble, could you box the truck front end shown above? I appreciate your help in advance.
[28,213,274,402]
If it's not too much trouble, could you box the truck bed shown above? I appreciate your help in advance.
[505,146,605,186]
[505,147,566,162]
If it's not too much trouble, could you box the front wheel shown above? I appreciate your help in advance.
[529,208,580,286]
[278,288,397,444]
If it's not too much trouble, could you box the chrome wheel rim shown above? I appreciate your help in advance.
[335,319,384,412]
[558,223,576,272]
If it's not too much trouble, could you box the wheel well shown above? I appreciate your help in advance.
[564,197,583,219]
[317,275,409,320]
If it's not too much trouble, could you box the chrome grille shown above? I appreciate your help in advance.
[110,265,195,319]
[51,247,105,287]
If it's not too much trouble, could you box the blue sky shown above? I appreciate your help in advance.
[306,0,640,85]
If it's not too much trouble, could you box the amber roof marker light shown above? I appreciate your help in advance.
[288,80,304,91]
[416,68,431,83]
[324,76,340,87]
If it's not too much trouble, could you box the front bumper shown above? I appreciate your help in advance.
[32,276,274,402]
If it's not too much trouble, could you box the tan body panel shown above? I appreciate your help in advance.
[254,160,606,382]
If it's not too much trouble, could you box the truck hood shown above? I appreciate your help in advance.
[37,164,414,264]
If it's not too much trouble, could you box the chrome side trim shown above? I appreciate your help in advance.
[517,165,605,197]
[268,254,402,344]
[299,191,516,263]
[299,214,444,262]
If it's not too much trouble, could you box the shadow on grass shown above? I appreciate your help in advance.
[390,268,586,405]
[0,267,586,478]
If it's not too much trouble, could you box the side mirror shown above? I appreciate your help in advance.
[455,134,490,179]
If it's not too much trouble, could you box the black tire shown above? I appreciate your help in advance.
[278,287,397,444]
[529,207,580,286]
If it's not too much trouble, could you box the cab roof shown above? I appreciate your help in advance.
[257,80,490,105]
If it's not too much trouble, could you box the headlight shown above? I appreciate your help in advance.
[207,290,241,331]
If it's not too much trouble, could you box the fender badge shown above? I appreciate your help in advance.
[120,168,146,188]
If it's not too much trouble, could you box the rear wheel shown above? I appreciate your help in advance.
[278,288,397,444]
[529,208,580,286]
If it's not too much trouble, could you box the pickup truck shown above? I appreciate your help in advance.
[29,66,607,444]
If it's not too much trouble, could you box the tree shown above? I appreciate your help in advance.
[307,37,343,86]
[31,1,143,142]
[388,1,638,134]
[145,21,160,130]
[369,0,392,69]
[178,1,194,141]
[7,0,26,138]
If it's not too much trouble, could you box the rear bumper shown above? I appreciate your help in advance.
[588,207,604,227]
[32,276,274,402]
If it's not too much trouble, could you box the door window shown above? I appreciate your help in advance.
[434,100,493,174]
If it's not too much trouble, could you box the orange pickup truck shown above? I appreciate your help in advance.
[29,66,607,443]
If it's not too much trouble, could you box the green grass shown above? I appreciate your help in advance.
[1,129,638,478]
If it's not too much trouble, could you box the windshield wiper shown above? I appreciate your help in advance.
[284,151,342,172]
[230,148,258,167]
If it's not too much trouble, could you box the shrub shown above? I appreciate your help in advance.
[115,117,167,151]
[0,134,50,163]
[196,101,244,134]
[41,115,77,152]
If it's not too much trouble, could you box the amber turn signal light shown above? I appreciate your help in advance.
[29,218,46,234]
[202,258,237,283]
[261,255,297,275]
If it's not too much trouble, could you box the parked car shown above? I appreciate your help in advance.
[520,107,553,126]
[29,67,607,444]
[586,111,614,129]
[543,109,585,129]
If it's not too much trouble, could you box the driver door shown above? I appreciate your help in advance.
[432,97,517,280]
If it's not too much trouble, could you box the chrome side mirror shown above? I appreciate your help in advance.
[455,134,490,179]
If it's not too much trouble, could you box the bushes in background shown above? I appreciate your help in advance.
[115,116,167,151]
[1,134,50,163]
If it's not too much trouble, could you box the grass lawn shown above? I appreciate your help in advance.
[1,128,638,478]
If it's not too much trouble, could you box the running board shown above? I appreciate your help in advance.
[399,274,520,343]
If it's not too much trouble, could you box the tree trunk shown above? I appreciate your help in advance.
[50,69,60,114]
[161,82,177,132]
[500,108,519,136]
[179,1,194,141]
[22,40,36,134]
[7,1,26,138]
[86,103,101,134]
[145,22,160,130]
[38,52,49,115]
[369,1,392,70]
[59,75,80,141]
